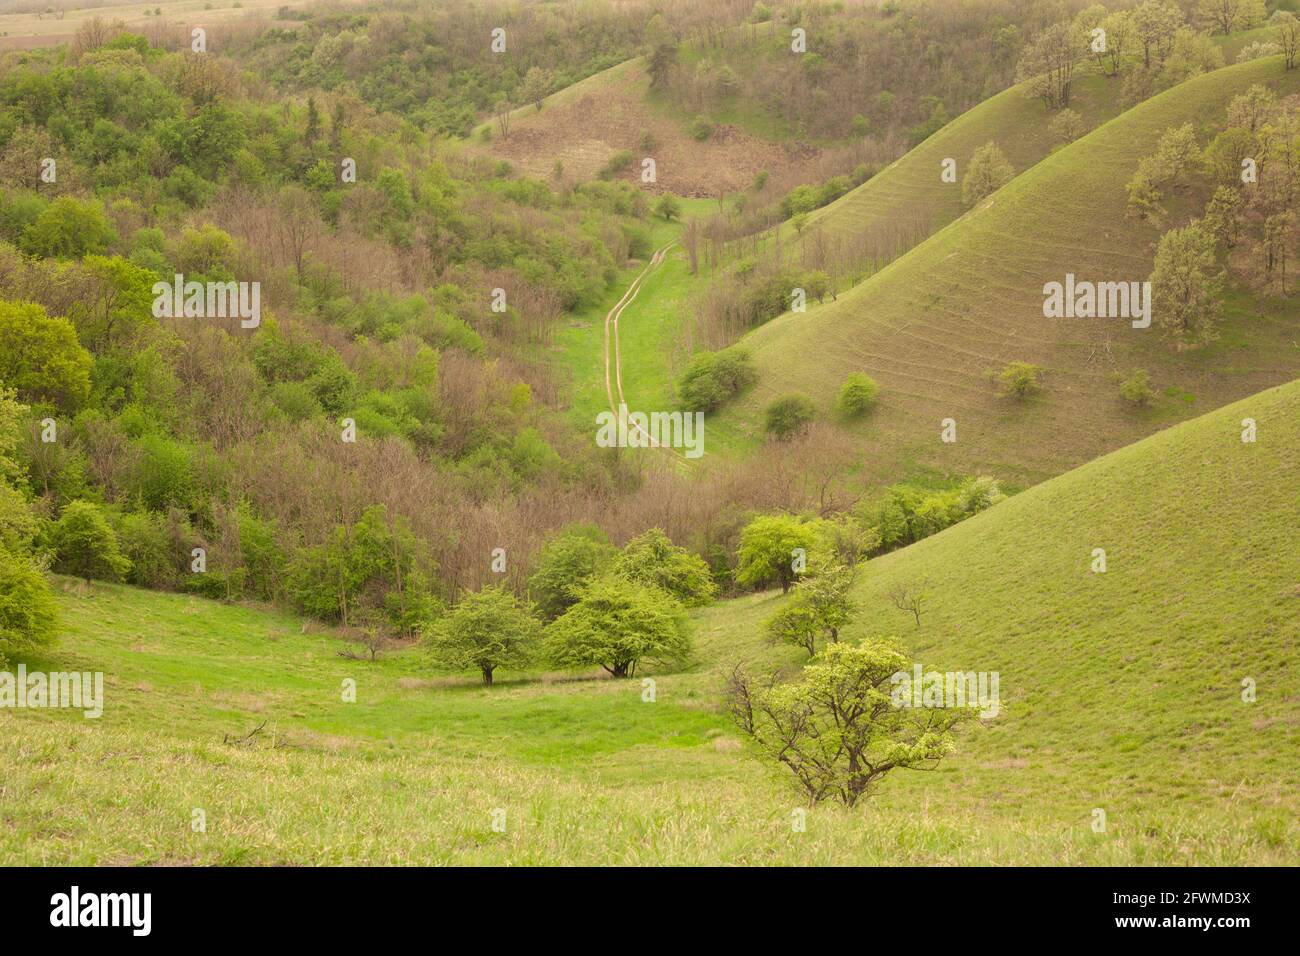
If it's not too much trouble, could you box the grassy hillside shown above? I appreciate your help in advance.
[714,56,1300,485]
[797,72,1131,278]
[3,380,1296,865]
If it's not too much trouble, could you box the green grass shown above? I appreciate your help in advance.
[713,56,1300,487]
[549,197,720,428]
[3,381,1297,864]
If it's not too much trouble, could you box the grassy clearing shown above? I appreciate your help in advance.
[549,197,718,428]
[715,56,1300,488]
[3,382,1296,864]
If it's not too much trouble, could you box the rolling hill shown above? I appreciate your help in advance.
[714,55,1300,487]
[3,379,1296,864]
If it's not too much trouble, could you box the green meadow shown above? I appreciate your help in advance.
[4,381,1296,865]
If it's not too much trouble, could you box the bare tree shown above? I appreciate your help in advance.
[889,581,929,627]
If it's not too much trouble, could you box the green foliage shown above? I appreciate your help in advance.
[20,197,114,260]
[1150,219,1224,346]
[864,476,1004,553]
[610,528,716,607]
[727,641,971,806]
[287,505,431,632]
[735,514,817,595]
[125,434,194,512]
[426,585,539,685]
[653,194,682,220]
[599,150,634,180]
[50,500,132,583]
[836,372,879,418]
[543,575,691,677]
[763,394,816,439]
[0,300,93,410]
[528,524,617,621]
[961,141,1014,207]
[765,563,856,656]
[676,347,757,412]
[689,115,714,141]
[1120,369,1156,406]
[116,509,187,590]
[0,546,59,661]
[995,361,1044,399]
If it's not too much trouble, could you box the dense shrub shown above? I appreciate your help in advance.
[50,500,131,583]
[677,347,757,412]
[764,394,816,439]
[0,546,59,662]
[836,373,879,417]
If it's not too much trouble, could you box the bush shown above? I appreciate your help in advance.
[1119,369,1155,406]
[676,348,757,412]
[528,524,617,621]
[995,361,1043,399]
[764,394,816,439]
[0,546,59,662]
[117,510,180,589]
[690,115,714,141]
[653,194,682,220]
[865,476,1003,552]
[50,500,131,583]
[610,528,717,606]
[598,150,634,180]
[836,373,879,417]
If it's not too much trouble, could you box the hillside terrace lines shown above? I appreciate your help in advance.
[728,57,1300,486]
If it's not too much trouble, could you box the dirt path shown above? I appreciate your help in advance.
[602,242,689,458]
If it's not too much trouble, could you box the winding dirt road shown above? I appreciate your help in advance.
[602,242,689,458]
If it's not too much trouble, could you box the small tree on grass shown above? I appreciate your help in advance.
[1048,108,1084,144]
[654,194,682,221]
[889,581,929,627]
[1119,369,1155,406]
[836,372,879,418]
[995,361,1044,399]
[765,563,856,656]
[544,575,691,678]
[727,641,970,806]
[426,586,539,686]
[764,394,816,439]
[735,514,817,595]
[50,500,131,583]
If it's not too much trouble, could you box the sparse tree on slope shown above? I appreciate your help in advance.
[727,641,971,806]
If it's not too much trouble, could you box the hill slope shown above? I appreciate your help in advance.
[3,381,1297,864]
[699,376,1300,848]
[719,56,1300,485]
[799,71,1131,278]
